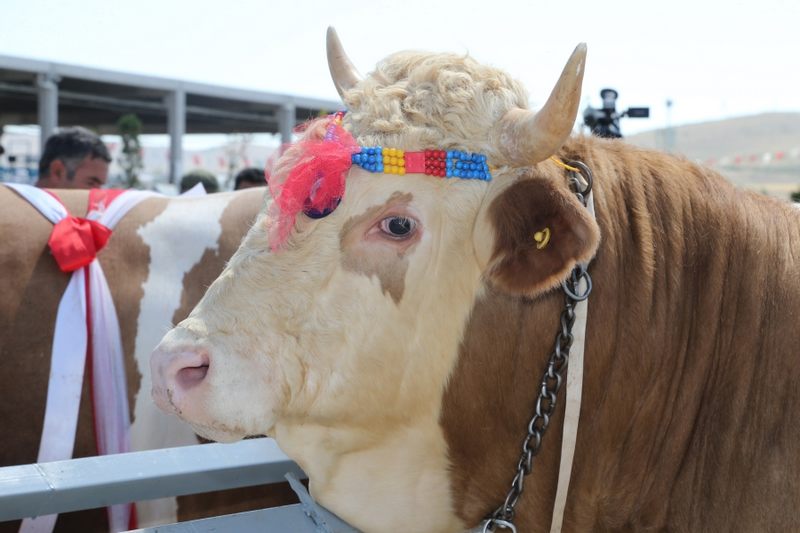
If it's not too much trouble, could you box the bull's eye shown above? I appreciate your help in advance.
[379,216,417,239]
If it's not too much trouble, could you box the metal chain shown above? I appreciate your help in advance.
[481,161,593,532]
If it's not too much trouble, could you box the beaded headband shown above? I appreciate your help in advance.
[327,111,493,181]
[351,148,492,181]
[268,112,493,250]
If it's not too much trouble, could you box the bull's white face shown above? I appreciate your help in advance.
[153,167,489,441]
[151,166,495,530]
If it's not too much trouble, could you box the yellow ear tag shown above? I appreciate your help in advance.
[534,227,551,250]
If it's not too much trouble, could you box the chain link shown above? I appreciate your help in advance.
[481,160,593,532]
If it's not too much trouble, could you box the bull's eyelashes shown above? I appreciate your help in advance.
[378,216,417,240]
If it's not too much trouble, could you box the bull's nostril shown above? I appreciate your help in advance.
[176,364,209,389]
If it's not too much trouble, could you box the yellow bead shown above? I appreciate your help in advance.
[398,158,405,167]
[397,149,404,157]
[388,147,397,157]
[399,167,406,175]
[387,165,396,174]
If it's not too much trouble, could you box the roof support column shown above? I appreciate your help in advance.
[166,89,186,184]
[37,73,60,151]
[279,102,295,146]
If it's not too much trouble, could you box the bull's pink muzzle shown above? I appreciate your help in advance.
[150,345,210,416]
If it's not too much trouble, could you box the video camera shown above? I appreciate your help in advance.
[583,88,649,139]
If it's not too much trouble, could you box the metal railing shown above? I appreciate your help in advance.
[0,438,303,522]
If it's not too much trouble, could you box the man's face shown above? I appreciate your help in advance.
[66,156,108,189]
[44,155,109,189]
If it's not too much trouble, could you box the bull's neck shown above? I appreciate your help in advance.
[274,417,465,532]
[574,140,800,528]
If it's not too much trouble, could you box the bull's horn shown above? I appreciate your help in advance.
[326,27,363,98]
[495,43,587,166]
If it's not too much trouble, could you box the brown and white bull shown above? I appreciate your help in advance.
[151,29,800,532]
[0,187,297,532]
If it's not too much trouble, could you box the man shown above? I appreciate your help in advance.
[233,167,267,190]
[36,126,111,189]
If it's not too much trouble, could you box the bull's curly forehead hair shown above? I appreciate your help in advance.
[340,51,529,160]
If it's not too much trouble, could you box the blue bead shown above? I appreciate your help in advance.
[446,151,453,159]
[446,170,452,177]
[376,146,382,154]
[455,169,462,177]
[446,160,453,168]
[368,155,375,163]
[377,164,384,172]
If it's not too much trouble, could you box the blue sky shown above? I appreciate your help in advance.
[2,0,798,137]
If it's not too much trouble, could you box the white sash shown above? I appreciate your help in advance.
[6,184,153,533]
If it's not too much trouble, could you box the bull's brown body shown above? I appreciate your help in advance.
[444,136,800,531]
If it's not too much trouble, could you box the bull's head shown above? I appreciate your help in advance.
[151,28,599,532]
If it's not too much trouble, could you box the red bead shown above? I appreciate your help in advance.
[438,150,446,159]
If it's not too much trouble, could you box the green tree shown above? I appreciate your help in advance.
[117,114,143,188]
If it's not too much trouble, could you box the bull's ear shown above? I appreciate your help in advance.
[473,175,600,296]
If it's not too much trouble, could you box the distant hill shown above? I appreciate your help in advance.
[626,113,800,199]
